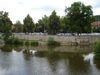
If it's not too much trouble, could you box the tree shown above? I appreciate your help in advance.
[0,11,12,37]
[93,27,100,32]
[41,15,49,33]
[23,14,34,33]
[35,15,49,33]
[65,2,94,34]
[48,10,60,35]
[36,19,44,32]
[13,20,23,32]
[60,16,70,33]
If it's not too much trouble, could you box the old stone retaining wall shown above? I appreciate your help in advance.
[14,34,100,46]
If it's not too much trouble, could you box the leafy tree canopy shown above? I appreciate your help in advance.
[48,10,60,35]
[23,14,34,33]
[0,11,12,38]
[65,2,94,33]
[13,20,23,32]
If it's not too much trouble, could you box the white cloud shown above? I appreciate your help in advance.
[0,0,100,23]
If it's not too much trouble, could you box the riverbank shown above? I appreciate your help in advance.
[0,45,93,53]
[14,34,100,46]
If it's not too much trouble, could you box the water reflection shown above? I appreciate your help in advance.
[35,51,91,75]
[0,45,12,52]
[0,45,100,75]
[94,59,100,70]
[0,45,93,52]
[68,53,90,75]
[83,53,100,75]
[0,45,23,52]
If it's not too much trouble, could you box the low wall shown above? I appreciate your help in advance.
[14,34,100,46]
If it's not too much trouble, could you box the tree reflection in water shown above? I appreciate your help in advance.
[0,45,12,52]
[67,53,90,75]
[0,45,22,52]
[0,45,100,75]
[94,59,100,70]
[35,50,91,75]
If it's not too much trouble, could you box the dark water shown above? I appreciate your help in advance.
[0,45,100,75]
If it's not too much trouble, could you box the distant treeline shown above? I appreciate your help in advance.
[0,2,98,35]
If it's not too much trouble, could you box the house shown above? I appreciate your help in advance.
[91,15,100,29]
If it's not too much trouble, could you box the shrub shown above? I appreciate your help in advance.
[47,37,60,46]
[4,36,13,44]
[30,40,39,46]
[94,41,100,59]
[4,36,23,45]
[24,40,30,46]
[13,38,23,45]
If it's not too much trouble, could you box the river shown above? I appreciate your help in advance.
[0,45,100,75]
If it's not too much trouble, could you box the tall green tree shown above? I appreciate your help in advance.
[36,19,44,32]
[23,14,34,33]
[60,16,70,33]
[13,20,23,32]
[0,11,12,37]
[35,15,49,32]
[65,2,94,34]
[41,15,49,33]
[48,10,60,35]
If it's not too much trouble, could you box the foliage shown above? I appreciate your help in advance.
[35,19,45,32]
[0,11,12,40]
[4,36,23,45]
[94,15,100,21]
[30,40,39,46]
[42,15,49,32]
[24,40,39,46]
[0,2,95,35]
[13,20,23,32]
[12,38,23,45]
[60,16,70,33]
[47,37,60,46]
[34,15,49,32]
[24,40,30,46]
[48,10,60,35]
[93,27,100,32]
[23,14,34,33]
[65,2,94,33]
[94,41,100,59]
[0,11,12,33]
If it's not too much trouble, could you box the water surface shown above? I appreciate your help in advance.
[0,45,100,75]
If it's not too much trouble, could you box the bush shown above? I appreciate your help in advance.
[47,37,60,46]
[24,40,30,46]
[13,38,23,45]
[4,36,23,45]
[94,41,100,59]
[30,40,39,46]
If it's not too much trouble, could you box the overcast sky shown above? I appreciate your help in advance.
[0,0,100,23]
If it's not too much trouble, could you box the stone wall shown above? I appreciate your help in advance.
[14,34,100,46]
